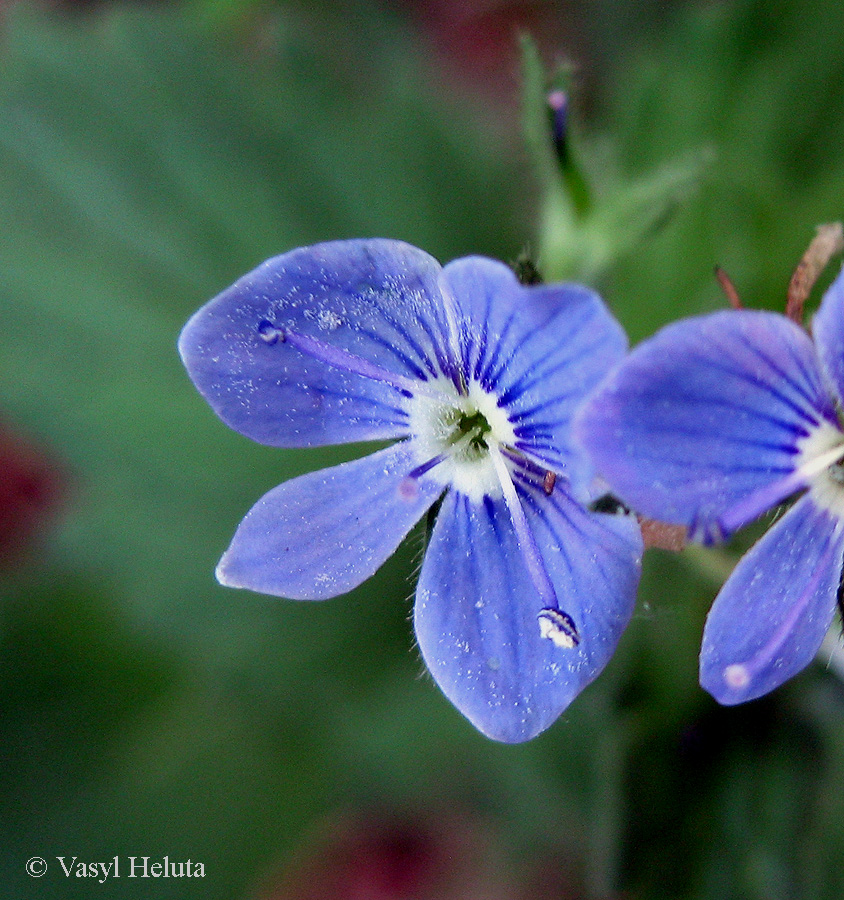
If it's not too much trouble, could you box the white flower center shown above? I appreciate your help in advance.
[407,377,516,503]
[797,419,844,517]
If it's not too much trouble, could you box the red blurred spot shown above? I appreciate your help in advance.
[258,811,517,900]
[0,421,64,561]
[256,807,614,900]
[399,1,586,105]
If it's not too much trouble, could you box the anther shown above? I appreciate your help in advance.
[543,471,556,495]
[538,608,580,648]
[399,455,449,503]
[397,478,419,501]
[257,320,284,344]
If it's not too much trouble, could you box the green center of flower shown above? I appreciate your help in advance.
[406,377,517,503]
[446,409,492,457]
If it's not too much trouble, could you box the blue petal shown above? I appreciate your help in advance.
[575,310,836,537]
[217,442,442,599]
[700,495,844,704]
[414,485,641,742]
[440,258,628,492]
[812,264,844,407]
[179,239,452,447]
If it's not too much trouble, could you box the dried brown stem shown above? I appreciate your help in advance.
[786,222,844,325]
[714,265,743,309]
[639,518,687,553]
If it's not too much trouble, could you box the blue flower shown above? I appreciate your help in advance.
[576,266,844,706]
[179,239,641,742]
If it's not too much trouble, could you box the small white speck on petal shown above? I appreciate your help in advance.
[724,663,750,689]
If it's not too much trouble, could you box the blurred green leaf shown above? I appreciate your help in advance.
[602,0,844,340]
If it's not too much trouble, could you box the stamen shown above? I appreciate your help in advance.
[547,90,568,160]
[258,321,445,400]
[717,470,807,537]
[489,447,579,647]
[398,455,446,502]
[501,446,555,489]
[407,455,447,480]
[799,441,844,478]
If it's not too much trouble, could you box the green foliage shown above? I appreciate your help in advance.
[521,32,711,284]
[601,0,844,339]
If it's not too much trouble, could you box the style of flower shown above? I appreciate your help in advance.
[179,239,642,742]
[576,265,844,706]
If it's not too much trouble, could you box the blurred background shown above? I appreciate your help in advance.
[2,0,844,897]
